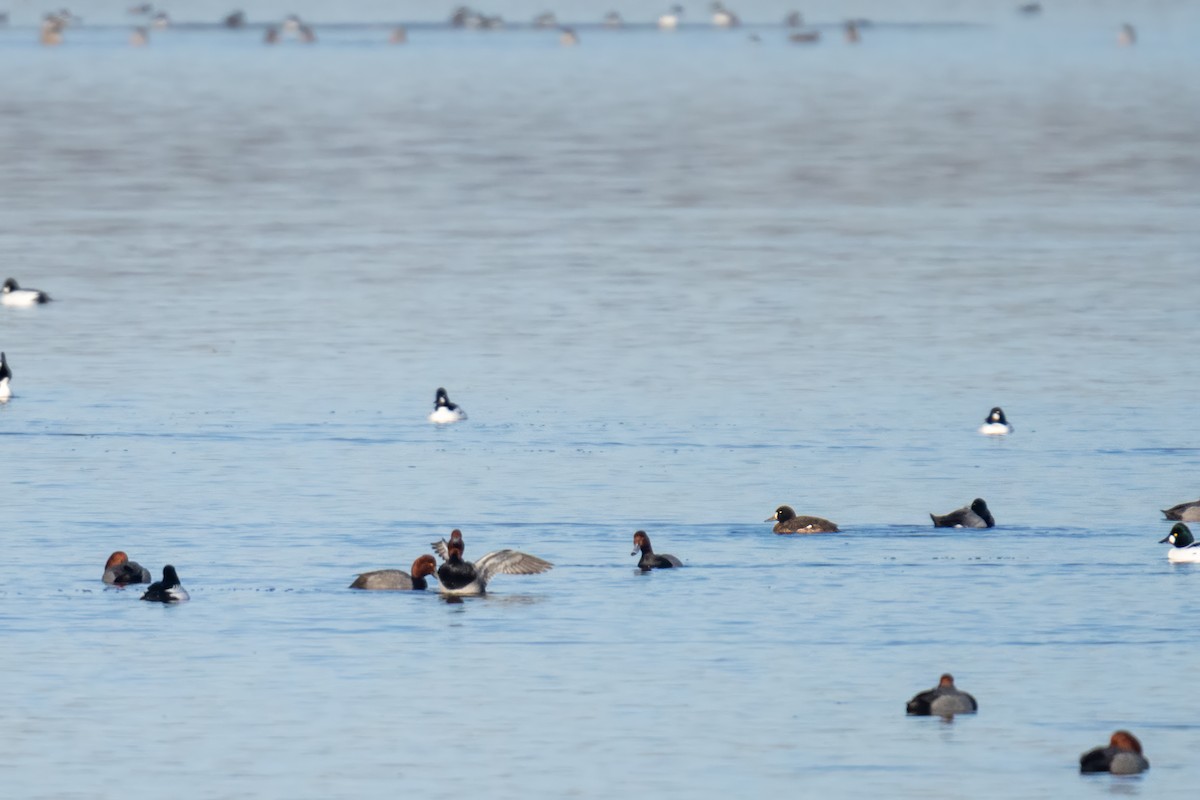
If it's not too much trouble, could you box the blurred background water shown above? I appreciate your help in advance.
[1,2,1198,798]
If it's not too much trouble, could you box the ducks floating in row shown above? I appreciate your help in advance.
[100,553,189,603]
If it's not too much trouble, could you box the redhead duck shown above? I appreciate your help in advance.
[1160,522,1200,562]
[428,387,467,423]
[766,505,839,534]
[431,529,552,596]
[2,278,51,306]
[0,352,11,401]
[906,674,978,716]
[141,565,189,603]
[1080,730,1149,774]
[631,531,682,570]
[102,551,151,586]
[1161,499,1200,521]
[930,498,994,529]
[350,554,438,590]
[978,406,1012,435]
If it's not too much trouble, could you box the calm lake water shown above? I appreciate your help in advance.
[1,2,1198,797]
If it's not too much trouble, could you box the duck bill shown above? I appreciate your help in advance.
[763,515,776,522]
[1159,535,1171,543]
[630,548,640,556]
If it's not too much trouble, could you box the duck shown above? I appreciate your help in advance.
[223,10,246,29]
[930,498,995,529]
[140,565,190,603]
[711,2,739,27]
[102,551,152,585]
[129,27,148,46]
[1080,730,1149,775]
[658,5,683,29]
[350,554,438,590]
[1160,523,1200,562]
[788,30,821,44]
[783,11,803,27]
[844,20,860,43]
[0,352,11,401]
[978,406,1012,435]
[906,673,978,716]
[631,531,682,570]
[603,11,623,28]
[532,11,557,29]
[389,26,407,44]
[2,278,51,306]
[1161,499,1200,521]
[559,27,579,46]
[431,529,553,596]
[1118,23,1136,46]
[766,505,839,534]
[40,14,64,45]
[428,387,467,423]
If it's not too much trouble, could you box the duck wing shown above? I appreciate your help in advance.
[472,550,554,584]
[432,539,450,560]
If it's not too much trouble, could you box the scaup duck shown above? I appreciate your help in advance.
[102,551,152,586]
[906,673,978,716]
[428,387,467,423]
[1160,522,1200,562]
[350,554,438,590]
[711,2,739,27]
[658,5,683,29]
[1161,499,1200,521]
[978,406,1012,435]
[930,498,995,529]
[431,529,553,596]
[631,531,682,570]
[2,278,51,306]
[767,505,839,534]
[1080,730,1149,775]
[140,565,189,603]
[0,352,11,401]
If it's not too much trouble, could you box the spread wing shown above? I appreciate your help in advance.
[473,550,553,584]
[432,539,450,560]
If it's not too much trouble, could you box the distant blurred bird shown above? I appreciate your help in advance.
[40,15,64,46]
[783,11,803,27]
[711,2,739,28]
[1118,23,1136,46]
[788,30,821,44]
[603,11,623,28]
[1017,3,1042,14]
[223,10,246,29]
[532,11,557,29]
[390,26,407,44]
[844,20,860,43]
[129,26,149,46]
[658,4,684,29]
[559,26,579,46]
[263,25,279,44]
[0,352,12,401]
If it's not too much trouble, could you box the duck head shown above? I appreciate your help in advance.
[105,551,129,570]
[766,505,796,523]
[1109,730,1143,754]
[969,498,995,527]
[161,565,182,587]
[631,530,651,555]
[986,407,1007,424]
[938,673,955,688]
[1160,522,1194,547]
[410,554,438,579]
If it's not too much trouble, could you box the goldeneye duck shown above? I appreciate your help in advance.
[1080,730,1149,775]
[428,387,467,423]
[0,352,11,401]
[766,505,839,534]
[350,554,438,590]
[2,278,51,306]
[906,673,978,717]
[631,530,682,570]
[1160,522,1200,562]
[658,5,683,29]
[431,529,553,596]
[711,2,739,27]
[930,498,995,529]
[978,406,1012,435]
[140,565,189,603]
[102,551,152,586]
[1161,499,1200,521]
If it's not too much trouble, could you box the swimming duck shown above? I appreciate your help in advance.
[766,505,839,534]
[930,498,995,529]
[102,551,152,586]
[428,387,467,423]
[1080,730,1149,775]
[783,11,803,27]
[978,407,1012,435]
[532,11,557,29]
[350,554,437,590]
[1161,499,1200,521]
[603,11,623,27]
[844,20,860,43]
[2,278,51,306]
[40,14,64,45]
[223,10,246,29]
[788,30,821,44]
[559,27,579,46]
[140,565,189,603]
[906,673,978,716]
[129,27,148,46]
[389,26,407,44]
[658,5,683,29]
[431,529,553,596]
[1160,523,1200,562]
[711,2,739,27]
[631,531,682,570]
[0,352,11,401]
[1118,23,1136,46]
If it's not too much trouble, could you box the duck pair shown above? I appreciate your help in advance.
[906,674,1148,775]
[350,529,552,595]
[766,499,996,532]
[102,552,188,603]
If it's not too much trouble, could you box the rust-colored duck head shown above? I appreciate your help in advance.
[410,554,438,579]
[1109,731,1143,754]
[631,531,652,555]
[105,551,130,570]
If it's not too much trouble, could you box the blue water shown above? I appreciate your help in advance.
[1,2,1198,797]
